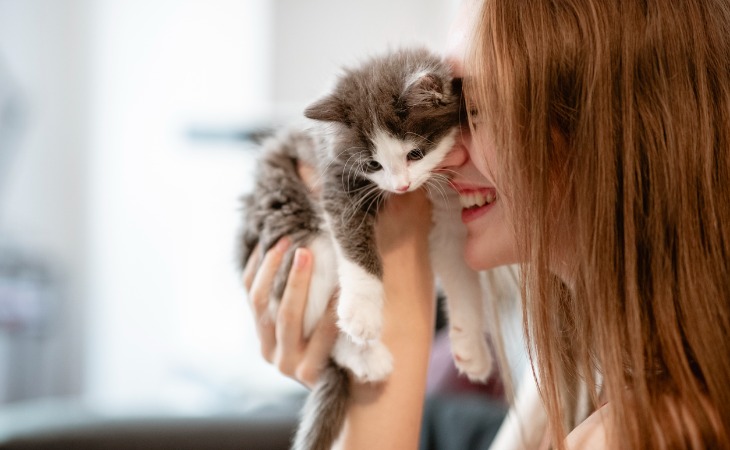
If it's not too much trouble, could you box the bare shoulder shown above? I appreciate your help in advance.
[565,404,613,450]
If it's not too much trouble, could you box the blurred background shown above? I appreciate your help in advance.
[0,0,465,446]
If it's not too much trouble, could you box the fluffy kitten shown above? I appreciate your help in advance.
[238,47,493,450]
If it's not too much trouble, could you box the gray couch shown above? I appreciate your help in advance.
[0,397,300,450]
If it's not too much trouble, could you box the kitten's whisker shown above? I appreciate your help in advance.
[347,183,375,195]
[312,146,353,184]
[431,172,455,188]
[348,191,380,229]
[345,158,363,191]
[340,152,365,191]
[431,172,462,192]
[344,187,378,219]
[405,131,434,145]
[425,179,449,206]
[313,147,367,188]
[357,190,384,232]
[433,168,460,179]
[428,173,451,194]
[423,183,436,204]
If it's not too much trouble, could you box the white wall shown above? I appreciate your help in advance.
[0,0,462,410]
[273,0,459,110]
[84,0,283,408]
[0,0,90,401]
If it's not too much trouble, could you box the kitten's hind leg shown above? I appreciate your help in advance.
[430,195,493,382]
[442,269,493,382]
[332,335,393,382]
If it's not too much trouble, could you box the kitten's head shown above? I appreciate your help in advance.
[305,48,463,194]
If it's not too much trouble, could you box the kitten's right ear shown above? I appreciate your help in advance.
[304,95,346,124]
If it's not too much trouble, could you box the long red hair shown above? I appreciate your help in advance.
[466,0,730,448]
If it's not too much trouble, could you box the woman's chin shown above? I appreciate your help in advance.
[463,235,518,271]
[463,240,492,271]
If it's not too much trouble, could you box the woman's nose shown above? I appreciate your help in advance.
[440,139,469,169]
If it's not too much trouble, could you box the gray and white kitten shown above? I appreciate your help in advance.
[239,48,493,450]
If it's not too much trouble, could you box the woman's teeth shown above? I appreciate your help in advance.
[459,191,496,209]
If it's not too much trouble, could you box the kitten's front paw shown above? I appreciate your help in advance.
[449,328,493,382]
[337,290,383,344]
[334,339,393,383]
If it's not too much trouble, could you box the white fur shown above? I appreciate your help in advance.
[315,216,393,380]
[489,370,548,450]
[419,128,457,171]
[367,128,456,193]
[303,232,339,338]
[335,256,385,345]
[302,128,491,388]
[403,69,432,93]
[369,130,413,191]
[332,336,393,382]
[429,182,494,381]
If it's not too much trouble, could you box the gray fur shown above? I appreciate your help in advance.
[238,127,323,300]
[292,361,349,450]
[306,47,462,279]
[238,125,349,450]
[237,47,465,450]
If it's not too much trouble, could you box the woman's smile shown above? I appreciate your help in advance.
[451,184,498,223]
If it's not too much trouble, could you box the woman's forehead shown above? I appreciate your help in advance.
[444,0,478,77]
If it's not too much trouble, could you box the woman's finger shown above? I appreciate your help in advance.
[249,237,290,317]
[242,245,262,291]
[274,247,313,375]
[296,299,340,388]
[248,238,290,361]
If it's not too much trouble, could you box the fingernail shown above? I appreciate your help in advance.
[275,237,290,252]
[294,248,310,268]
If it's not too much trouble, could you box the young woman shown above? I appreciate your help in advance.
[244,0,730,448]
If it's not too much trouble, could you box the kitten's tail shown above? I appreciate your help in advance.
[292,360,350,450]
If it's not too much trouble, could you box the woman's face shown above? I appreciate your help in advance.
[440,1,519,271]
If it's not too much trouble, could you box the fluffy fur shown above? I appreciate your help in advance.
[238,47,493,450]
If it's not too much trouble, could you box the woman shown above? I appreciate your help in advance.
[244,0,730,448]
[464,0,730,448]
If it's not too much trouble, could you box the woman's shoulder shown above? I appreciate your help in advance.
[565,403,612,449]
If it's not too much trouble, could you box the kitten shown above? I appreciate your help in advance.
[238,47,493,450]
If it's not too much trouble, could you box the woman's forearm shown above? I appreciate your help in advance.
[335,241,436,449]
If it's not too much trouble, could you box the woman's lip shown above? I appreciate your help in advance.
[450,182,498,223]
[462,202,494,223]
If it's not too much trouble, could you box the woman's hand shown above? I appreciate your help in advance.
[376,188,433,267]
[243,240,339,389]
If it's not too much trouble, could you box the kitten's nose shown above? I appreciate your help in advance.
[396,183,411,192]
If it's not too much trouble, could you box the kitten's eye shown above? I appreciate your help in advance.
[407,149,424,161]
[366,159,382,171]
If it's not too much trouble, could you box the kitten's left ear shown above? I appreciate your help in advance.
[304,95,347,124]
[403,72,446,107]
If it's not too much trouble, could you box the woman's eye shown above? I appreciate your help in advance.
[366,160,382,171]
[407,149,424,161]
